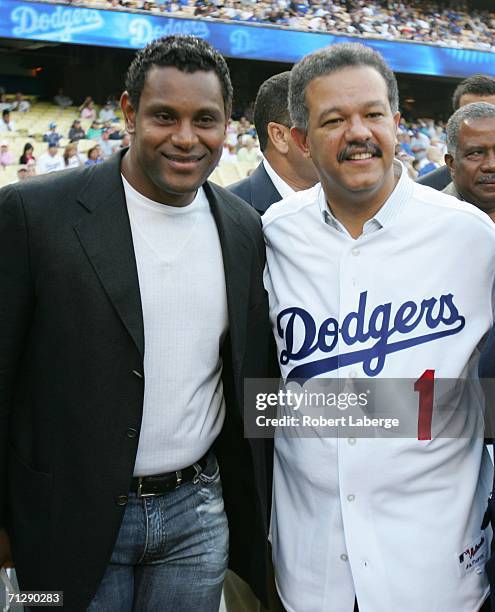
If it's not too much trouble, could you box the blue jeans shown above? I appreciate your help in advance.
[87,454,229,612]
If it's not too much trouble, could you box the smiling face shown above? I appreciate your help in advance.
[446,116,495,214]
[121,65,227,206]
[292,65,400,211]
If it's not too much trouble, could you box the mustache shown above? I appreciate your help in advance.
[337,143,383,163]
[476,175,495,184]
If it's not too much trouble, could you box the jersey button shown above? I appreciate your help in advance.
[351,248,360,257]
[340,554,348,562]
[347,494,355,502]
[348,437,356,445]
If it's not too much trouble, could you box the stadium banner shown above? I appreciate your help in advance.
[1,0,494,78]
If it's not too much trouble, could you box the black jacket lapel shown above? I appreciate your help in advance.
[250,163,283,213]
[73,153,145,359]
[205,182,251,374]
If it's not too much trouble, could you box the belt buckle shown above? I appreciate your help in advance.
[137,477,158,498]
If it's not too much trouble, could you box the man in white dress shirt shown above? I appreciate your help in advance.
[263,42,495,612]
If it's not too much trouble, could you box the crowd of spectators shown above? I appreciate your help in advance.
[0,84,451,184]
[0,90,133,184]
[396,116,449,179]
[48,0,495,53]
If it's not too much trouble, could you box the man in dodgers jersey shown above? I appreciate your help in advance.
[262,42,495,612]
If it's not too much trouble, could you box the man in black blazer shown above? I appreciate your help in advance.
[417,74,495,191]
[0,36,271,611]
[229,72,317,214]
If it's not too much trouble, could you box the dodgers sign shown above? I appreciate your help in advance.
[0,0,494,77]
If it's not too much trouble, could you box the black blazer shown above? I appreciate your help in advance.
[0,151,272,610]
[229,162,282,214]
[416,164,451,190]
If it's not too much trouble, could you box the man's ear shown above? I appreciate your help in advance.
[290,126,311,158]
[445,153,455,178]
[120,91,136,135]
[267,122,289,155]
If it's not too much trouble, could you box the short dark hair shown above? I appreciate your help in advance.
[253,72,291,152]
[289,42,399,131]
[125,35,233,115]
[452,74,495,111]
[446,102,495,159]
[2,109,9,118]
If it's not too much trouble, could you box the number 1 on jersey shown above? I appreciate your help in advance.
[415,369,435,440]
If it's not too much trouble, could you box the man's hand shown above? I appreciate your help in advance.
[0,528,13,568]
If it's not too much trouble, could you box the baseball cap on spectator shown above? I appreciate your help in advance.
[49,122,57,129]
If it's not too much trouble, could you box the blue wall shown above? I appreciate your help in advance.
[1,0,494,78]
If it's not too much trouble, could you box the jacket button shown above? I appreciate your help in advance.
[132,370,143,379]
[115,495,128,506]
[126,428,138,439]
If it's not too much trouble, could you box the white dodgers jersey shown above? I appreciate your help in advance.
[263,167,495,612]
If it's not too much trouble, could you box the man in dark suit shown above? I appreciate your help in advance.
[417,74,495,190]
[229,72,317,214]
[0,35,271,611]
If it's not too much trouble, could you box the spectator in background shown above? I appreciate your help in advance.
[444,102,495,221]
[37,143,64,174]
[54,88,73,108]
[237,135,261,164]
[16,165,29,182]
[19,143,35,165]
[417,145,444,177]
[0,110,16,133]
[107,125,125,140]
[418,74,495,189]
[85,145,103,166]
[80,97,97,120]
[11,93,30,113]
[221,142,237,163]
[86,120,103,140]
[63,142,84,169]
[43,122,63,148]
[99,101,118,123]
[410,127,430,166]
[68,119,86,142]
[0,94,11,112]
[0,142,13,169]
[395,143,417,179]
[26,159,36,177]
[98,129,114,159]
